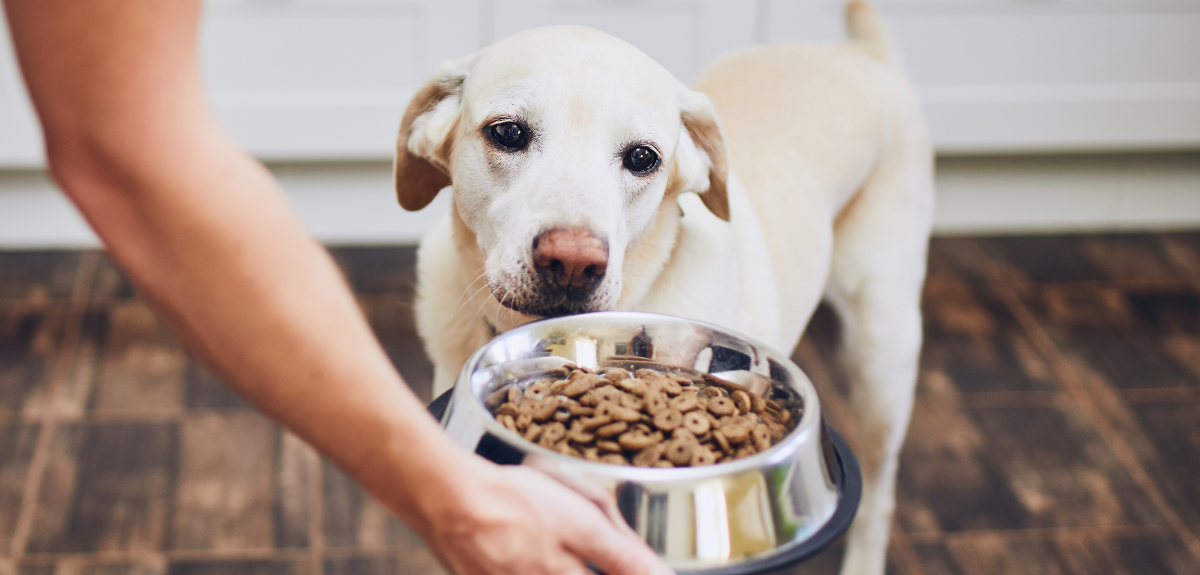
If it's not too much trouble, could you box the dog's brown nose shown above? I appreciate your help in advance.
[533,228,608,290]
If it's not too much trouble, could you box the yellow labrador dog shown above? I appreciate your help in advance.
[394,2,932,573]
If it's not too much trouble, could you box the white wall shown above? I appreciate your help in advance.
[933,153,1200,234]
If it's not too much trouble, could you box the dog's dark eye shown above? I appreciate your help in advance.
[624,146,658,173]
[488,122,528,150]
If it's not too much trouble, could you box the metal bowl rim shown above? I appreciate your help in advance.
[453,311,824,483]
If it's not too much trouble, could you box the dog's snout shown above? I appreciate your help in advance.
[532,228,608,290]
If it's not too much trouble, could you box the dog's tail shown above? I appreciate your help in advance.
[845,0,901,64]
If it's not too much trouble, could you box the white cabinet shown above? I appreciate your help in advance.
[0,8,42,166]
[201,0,482,159]
[767,0,1200,152]
[1,0,1198,166]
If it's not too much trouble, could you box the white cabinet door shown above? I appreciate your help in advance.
[0,8,45,167]
[202,0,482,160]
[766,0,1200,152]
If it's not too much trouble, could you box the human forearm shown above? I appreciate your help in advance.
[50,108,473,533]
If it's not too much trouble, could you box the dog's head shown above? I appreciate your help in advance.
[395,26,728,319]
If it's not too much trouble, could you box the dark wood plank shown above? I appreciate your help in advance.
[0,305,66,416]
[183,361,252,410]
[967,236,1126,284]
[359,295,433,403]
[0,424,41,552]
[1024,287,1200,391]
[328,247,433,400]
[320,460,441,572]
[49,308,107,419]
[794,282,1060,400]
[324,555,445,575]
[912,533,1198,575]
[930,234,1195,287]
[327,248,418,297]
[89,303,186,414]
[1078,235,1191,285]
[759,539,914,575]
[927,236,1097,285]
[88,255,137,304]
[323,460,416,551]
[26,422,177,553]
[898,401,1165,534]
[1159,233,1200,282]
[1123,401,1200,527]
[166,560,307,575]
[0,252,82,302]
[921,281,1061,394]
[75,563,164,575]
[170,411,277,551]
[16,564,55,575]
[321,459,365,550]
[323,557,396,575]
[273,432,313,550]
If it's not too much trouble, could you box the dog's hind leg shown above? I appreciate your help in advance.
[823,156,932,575]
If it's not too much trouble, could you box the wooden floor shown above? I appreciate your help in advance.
[1,234,1198,575]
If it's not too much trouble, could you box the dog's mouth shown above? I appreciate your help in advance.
[490,280,611,319]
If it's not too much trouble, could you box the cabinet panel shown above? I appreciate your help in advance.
[765,0,1200,151]
[202,3,424,92]
[0,8,45,167]
[489,0,756,83]
[201,0,481,159]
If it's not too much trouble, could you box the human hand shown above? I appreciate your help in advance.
[419,458,674,575]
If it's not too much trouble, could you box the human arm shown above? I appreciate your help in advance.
[1,1,670,573]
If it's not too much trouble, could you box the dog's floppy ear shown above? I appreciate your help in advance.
[672,86,730,221]
[394,58,472,211]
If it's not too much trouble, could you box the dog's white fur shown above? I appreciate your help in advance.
[394,3,932,573]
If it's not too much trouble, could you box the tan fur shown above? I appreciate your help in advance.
[394,80,456,210]
[681,108,730,221]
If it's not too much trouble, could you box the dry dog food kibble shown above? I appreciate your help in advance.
[488,363,798,467]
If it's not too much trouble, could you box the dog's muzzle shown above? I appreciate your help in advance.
[503,227,609,317]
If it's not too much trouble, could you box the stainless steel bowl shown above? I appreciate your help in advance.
[436,312,859,574]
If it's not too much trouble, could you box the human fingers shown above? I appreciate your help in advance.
[523,457,636,535]
[419,462,606,575]
[507,467,673,575]
[561,513,672,575]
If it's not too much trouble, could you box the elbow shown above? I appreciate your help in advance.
[42,125,137,205]
[41,114,208,213]
[44,111,227,205]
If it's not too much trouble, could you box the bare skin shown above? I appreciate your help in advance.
[1,1,671,574]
